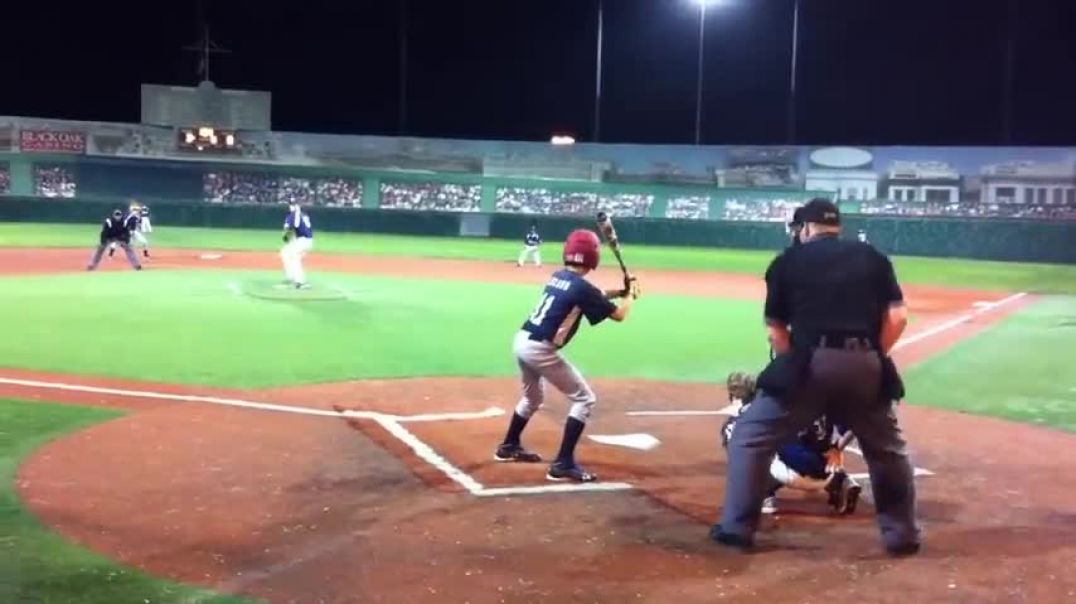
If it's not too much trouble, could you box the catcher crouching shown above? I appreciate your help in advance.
[721,371,862,515]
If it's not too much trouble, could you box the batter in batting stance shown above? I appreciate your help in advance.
[494,229,639,482]
[87,209,142,271]
[712,198,920,556]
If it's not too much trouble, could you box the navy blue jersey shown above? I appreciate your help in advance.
[521,269,616,348]
[100,216,130,243]
[721,397,848,455]
[139,205,150,218]
[123,212,140,231]
[525,230,541,246]
[285,209,314,238]
[796,415,849,454]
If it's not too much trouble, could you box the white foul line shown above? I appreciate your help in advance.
[625,292,1028,419]
[0,376,629,498]
[477,482,634,497]
[892,291,1026,351]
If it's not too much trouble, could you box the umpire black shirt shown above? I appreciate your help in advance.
[99,217,130,243]
[764,233,903,347]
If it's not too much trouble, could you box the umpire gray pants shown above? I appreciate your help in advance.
[88,240,141,270]
[719,348,920,550]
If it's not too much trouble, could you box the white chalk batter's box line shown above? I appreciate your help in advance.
[0,377,631,498]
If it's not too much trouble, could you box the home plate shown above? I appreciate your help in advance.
[588,433,661,451]
[200,253,223,260]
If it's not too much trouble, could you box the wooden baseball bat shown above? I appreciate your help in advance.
[595,211,629,277]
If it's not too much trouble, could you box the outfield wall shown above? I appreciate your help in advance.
[2,196,1073,263]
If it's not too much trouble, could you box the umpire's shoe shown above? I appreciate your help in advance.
[709,525,754,550]
[494,443,542,463]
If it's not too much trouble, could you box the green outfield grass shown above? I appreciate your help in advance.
[2,223,1074,293]
[0,399,251,603]
[0,270,768,388]
[905,295,1076,432]
[0,266,1072,431]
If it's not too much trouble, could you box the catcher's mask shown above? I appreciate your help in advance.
[726,371,757,403]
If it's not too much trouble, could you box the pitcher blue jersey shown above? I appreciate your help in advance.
[521,269,616,348]
[285,209,314,238]
[525,231,541,246]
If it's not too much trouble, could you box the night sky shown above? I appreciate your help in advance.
[5,0,1075,146]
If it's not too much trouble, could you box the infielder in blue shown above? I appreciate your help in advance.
[517,223,542,267]
[280,203,313,289]
[495,229,639,482]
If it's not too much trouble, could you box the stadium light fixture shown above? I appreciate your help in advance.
[551,135,576,146]
[689,0,731,144]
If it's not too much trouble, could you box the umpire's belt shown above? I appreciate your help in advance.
[813,334,876,352]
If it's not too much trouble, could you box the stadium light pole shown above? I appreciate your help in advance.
[398,0,409,136]
[593,0,604,142]
[692,0,723,145]
[787,0,801,144]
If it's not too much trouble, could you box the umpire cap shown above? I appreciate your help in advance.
[799,198,841,226]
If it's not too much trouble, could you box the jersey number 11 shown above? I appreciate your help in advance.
[528,293,555,326]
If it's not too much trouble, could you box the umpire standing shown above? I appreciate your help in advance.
[87,209,142,271]
[712,198,920,556]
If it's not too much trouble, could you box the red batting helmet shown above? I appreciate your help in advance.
[563,229,601,269]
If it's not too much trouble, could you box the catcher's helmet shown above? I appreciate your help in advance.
[726,371,757,403]
[562,229,601,269]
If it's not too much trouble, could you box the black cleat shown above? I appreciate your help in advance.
[546,461,597,482]
[826,471,862,515]
[143,249,150,258]
[843,481,862,515]
[494,443,542,463]
[826,470,848,511]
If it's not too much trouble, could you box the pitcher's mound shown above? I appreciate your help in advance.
[242,281,347,302]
